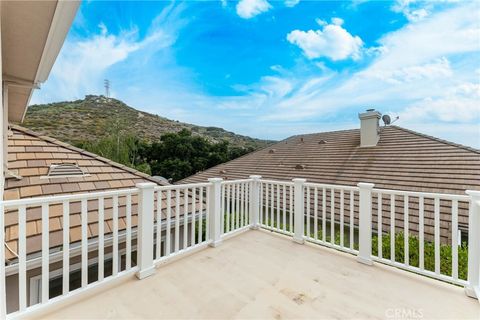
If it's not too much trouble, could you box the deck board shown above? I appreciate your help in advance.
[39,230,479,319]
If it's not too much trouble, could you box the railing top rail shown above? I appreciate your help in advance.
[221,178,253,185]
[156,182,211,191]
[1,188,139,208]
[304,182,359,191]
[372,187,470,201]
[259,179,295,186]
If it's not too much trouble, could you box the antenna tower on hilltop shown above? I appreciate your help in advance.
[104,79,110,98]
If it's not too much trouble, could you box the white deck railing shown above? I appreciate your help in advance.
[1,176,479,318]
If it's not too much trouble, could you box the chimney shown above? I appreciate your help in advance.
[359,109,381,147]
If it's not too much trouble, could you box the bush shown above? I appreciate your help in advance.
[265,216,468,280]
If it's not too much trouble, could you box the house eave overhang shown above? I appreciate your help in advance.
[1,0,80,123]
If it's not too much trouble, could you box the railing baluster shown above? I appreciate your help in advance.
[156,191,162,259]
[18,205,26,311]
[289,185,293,233]
[306,187,311,237]
[221,185,225,234]
[62,201,70,295]
[322,188,326,243]
[276,184,280,230]
[198,187,203,243]
[434,197,440,274]
[259,183,263,226]
[330,188,335,244]
[236,184,240,230]
[206,186,210,240]
[191,188,196,244]
[452,199,458,281]
[126,194,132,270]
[390,194,395,263]
[419,196,424,270]
[226,185,230,232]
[350,191,354,250]
[404,195,409,266]
[98,197,104,281]
[283,185,287,232]
[112,196,119,276]
[340,190,344,247]
[377,193,382,259]
[175,190,180,252]
[245,183,249,225]
[271,183,275,229]
[231,184,236,230]
[183,188,189,250]
[242,183,245,227]
[264,183,268,228]
[81,199,88,288]
[42,203,50,303]
[166,190,171,256]
[314,188,318,240]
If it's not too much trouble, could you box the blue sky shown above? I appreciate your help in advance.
[31,0,480,148]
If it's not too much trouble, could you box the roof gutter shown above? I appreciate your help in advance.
[19,0,80,122]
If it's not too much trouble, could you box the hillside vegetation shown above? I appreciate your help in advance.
[22,95,272,149]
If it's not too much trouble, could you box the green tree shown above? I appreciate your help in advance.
[140,129,251,181]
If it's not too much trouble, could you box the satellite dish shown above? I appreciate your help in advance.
[382,114,391,126]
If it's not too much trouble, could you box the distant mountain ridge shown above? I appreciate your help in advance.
[21,95,274,149]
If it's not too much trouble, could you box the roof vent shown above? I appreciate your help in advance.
[295,164,306,170]
[46,163,86,178]
[220,169,227,174]
[300,137,304,143]
[268,149,276,154]
[318,140,327,144]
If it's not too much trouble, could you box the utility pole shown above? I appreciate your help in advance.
[104,79,110,97]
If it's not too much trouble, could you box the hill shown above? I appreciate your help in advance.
[21,95,273,149]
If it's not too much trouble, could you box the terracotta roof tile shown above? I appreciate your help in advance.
[61,183,81,193]
[42,184,63,195]
[78,182,95,191]
[20,185,42,197]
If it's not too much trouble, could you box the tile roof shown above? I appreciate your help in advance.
[4,125,200,261]
[181,126,480,194]
[181,126,480,243]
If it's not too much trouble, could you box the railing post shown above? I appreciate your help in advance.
[136,182,156,280]
[249,175,262,229]
[292,178,306,244]
[357,182,375,265]
[0,203,6,319]
[465,190,480,300]
[208,178,223,247]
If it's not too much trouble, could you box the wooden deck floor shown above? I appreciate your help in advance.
[39,230,479,319]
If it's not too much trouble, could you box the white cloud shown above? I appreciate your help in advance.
[245,3,479,146]
[392,0,430,22]
[284,0,300,8]
[32,3,186,104]
[286,19,363,60]
[398,82,480,122]
[236,0,272,19]
[331,17,344,26]
[371,57,453,84]
[315,18,327,26]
